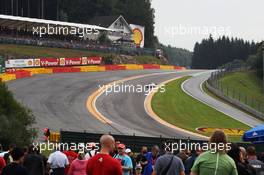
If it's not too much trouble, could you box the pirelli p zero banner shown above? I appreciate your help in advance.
[5,57,102,68]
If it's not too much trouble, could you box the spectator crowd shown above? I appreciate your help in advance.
[0,130,264,175]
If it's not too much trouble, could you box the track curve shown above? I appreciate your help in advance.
[7,70,206,140]
[182,72,263,127]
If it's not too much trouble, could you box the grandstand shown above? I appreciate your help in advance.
[0,14,156,57]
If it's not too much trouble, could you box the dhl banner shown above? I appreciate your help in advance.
[196,127,246,136]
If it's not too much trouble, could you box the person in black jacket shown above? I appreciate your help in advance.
[2,147,28,175]
[228,144,256,175]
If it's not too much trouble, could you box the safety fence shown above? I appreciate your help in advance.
[59,131,264,153]
[207,70,264,119]
[0,64,186,82]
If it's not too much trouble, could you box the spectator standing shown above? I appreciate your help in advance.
[85,143,98,160]
[125,148,136,175]
[3,144,15,164]
[86,134,122,175]
[23,145,45,175]
[247,146,264,175]
[143,145,159,175]
[136,146,148,173]
[2,147,28,175]
[62,149,78,174]
[68,152,87,175]
[191,130,238,175]
[152,148,185,175]
[114,144,133,175]
[185,149,203,175]
[47,147,69,175]
[228,144,256,175]
[0,156,6,175]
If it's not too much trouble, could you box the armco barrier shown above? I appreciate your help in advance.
[143,64,160,69]
[52,67,81,73]
[105,65,126,71]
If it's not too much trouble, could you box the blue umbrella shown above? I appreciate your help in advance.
[243,125,264,144]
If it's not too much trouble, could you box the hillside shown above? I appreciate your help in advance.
[218,71,264,112]
[0,44,165,65]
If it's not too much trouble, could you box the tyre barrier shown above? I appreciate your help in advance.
[79,66,105,72]
[160,65,174,70]
[0,64,186,83]
[52,67,81,73]
[142,64,160,69]
[105,65,126,71]
[0,73,16,82]
[25,68,53,75]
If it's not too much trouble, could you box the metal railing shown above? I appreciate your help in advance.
[207,69,264,116]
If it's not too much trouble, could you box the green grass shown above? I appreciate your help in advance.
[152,76,250,141]
[218,71,264,112]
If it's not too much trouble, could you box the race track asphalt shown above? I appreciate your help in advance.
[7,70,207,140]
[182,72,263,127]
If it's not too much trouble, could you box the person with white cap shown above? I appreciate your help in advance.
[125,148,136,175]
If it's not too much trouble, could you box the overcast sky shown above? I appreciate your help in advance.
[152,0,264,51]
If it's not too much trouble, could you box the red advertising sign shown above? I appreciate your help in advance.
[87,57,102,65]
[5,56,102,68]
[60,58,83,66]
[39,58,60,67]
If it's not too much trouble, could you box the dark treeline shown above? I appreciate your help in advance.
[162,45,192,67]
[247,44,263,78]
[192,35,258,69]
[0,0,157,48]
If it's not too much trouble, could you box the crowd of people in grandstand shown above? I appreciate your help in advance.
[0,130,264,175]
[0,27,153,59]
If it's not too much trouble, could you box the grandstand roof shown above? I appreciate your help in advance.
[0,14,111,31]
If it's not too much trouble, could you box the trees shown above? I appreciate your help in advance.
[0,83,36,148]
[162,45,193,67]
[192,35,257,69]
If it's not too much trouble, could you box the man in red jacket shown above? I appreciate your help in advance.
[86,134,122,175]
